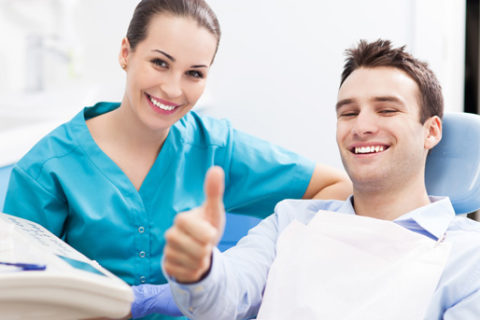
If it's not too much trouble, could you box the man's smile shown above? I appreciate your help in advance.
[350,144,390,155]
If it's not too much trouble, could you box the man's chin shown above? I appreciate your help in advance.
[350,174,390,193]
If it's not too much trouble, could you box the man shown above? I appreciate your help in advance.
[162,40,480,319]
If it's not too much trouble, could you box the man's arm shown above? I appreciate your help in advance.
[302,164,352,200]
[163,167,278,319]
[443,288,480,319]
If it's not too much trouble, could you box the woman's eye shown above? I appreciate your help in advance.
[187,70,204,79]
[151,58,168,68]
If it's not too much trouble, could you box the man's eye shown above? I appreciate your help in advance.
[151,58,168,68]
[340,112,358,117]
[379,109,397,114]
[187,70,204,79]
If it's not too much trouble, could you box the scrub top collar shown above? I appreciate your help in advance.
[339,195,455,241]
[73,102,178,196]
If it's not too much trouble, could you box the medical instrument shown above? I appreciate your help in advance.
[0,212,133,320]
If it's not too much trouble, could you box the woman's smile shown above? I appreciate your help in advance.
[145,93,181,114]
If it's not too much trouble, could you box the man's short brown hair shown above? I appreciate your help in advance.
[341,39,444,123]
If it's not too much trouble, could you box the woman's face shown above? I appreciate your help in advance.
[119,14,217,133]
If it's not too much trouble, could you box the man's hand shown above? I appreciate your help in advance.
[163,166,226,283]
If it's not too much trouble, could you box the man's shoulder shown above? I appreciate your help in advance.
[444,216,480,270]
[448,216,480,241]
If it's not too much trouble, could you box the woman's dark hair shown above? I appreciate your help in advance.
[126,0,221,58]
[341,39,444,123]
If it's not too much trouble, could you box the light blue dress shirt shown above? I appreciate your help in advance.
[168,196,480,320]
[2,102,315,320]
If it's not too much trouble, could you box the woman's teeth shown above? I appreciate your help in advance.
[149,96,176,111]
[355,146,384,154]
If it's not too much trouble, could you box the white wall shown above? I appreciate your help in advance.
[0,0,466,169]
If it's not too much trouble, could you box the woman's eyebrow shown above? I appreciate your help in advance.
[152,49,175,62]
[152,49,208,68]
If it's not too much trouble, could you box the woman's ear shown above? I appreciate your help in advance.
[424,116,442,150]
[118,37,131,70]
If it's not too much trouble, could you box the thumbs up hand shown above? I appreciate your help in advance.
[163,167,226,283]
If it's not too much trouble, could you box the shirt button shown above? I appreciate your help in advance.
[138,226,145,234]
[140,276,146,283]
[139,251,146,258]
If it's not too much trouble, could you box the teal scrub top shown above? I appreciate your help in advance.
[3,102,314,319]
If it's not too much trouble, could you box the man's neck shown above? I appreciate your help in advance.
[352,181,431,221]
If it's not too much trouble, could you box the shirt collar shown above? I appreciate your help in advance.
[340,195,455,240]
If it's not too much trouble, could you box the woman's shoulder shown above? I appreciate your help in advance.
[16,111,85,174]
[173,111,233,147]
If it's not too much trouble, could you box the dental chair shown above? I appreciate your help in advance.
[1,112,480,317]
[134,111,480,317]
[1,113,478,247]
[0,164,14,210]
[425,112,480,215]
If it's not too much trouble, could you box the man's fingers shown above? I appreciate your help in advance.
[165,217,215,258]
[203,166,225,233]
[173,210,216,243]
[163,167,226,283]
[163,242,211,272]
[163,258,210,284]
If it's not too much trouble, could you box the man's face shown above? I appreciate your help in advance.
[336,66,440,193]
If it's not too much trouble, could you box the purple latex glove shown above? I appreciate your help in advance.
[131,284,183,318]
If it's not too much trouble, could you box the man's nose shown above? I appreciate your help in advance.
[352,112,379,137]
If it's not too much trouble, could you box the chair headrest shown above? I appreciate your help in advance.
[425,112,480,215]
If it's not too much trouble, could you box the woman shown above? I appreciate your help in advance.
[3,0,351,319]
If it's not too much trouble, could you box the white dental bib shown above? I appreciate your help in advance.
[257,211,451,320]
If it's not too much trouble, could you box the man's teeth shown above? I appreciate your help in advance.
[149,96,176,111]
[354,146,384,154]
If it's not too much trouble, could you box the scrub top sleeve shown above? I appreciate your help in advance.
[223,129,315,219]
[3,166,67,237]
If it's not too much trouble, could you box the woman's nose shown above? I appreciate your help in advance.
[160,73,182,98]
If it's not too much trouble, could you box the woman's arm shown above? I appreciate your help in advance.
[302,164,352,200]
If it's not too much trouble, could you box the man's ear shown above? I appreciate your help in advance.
[118,37,131,70]
[424,116,442,150]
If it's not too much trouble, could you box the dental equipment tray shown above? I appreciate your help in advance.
[0,212,133,320]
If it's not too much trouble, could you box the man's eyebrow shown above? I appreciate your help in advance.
[152,49,208,68]
[336,99,355,111]
[152,49,175,62]
[336,96,404,111]
[373,96,403,104]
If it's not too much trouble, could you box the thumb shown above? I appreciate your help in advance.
[202,166,225,234]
